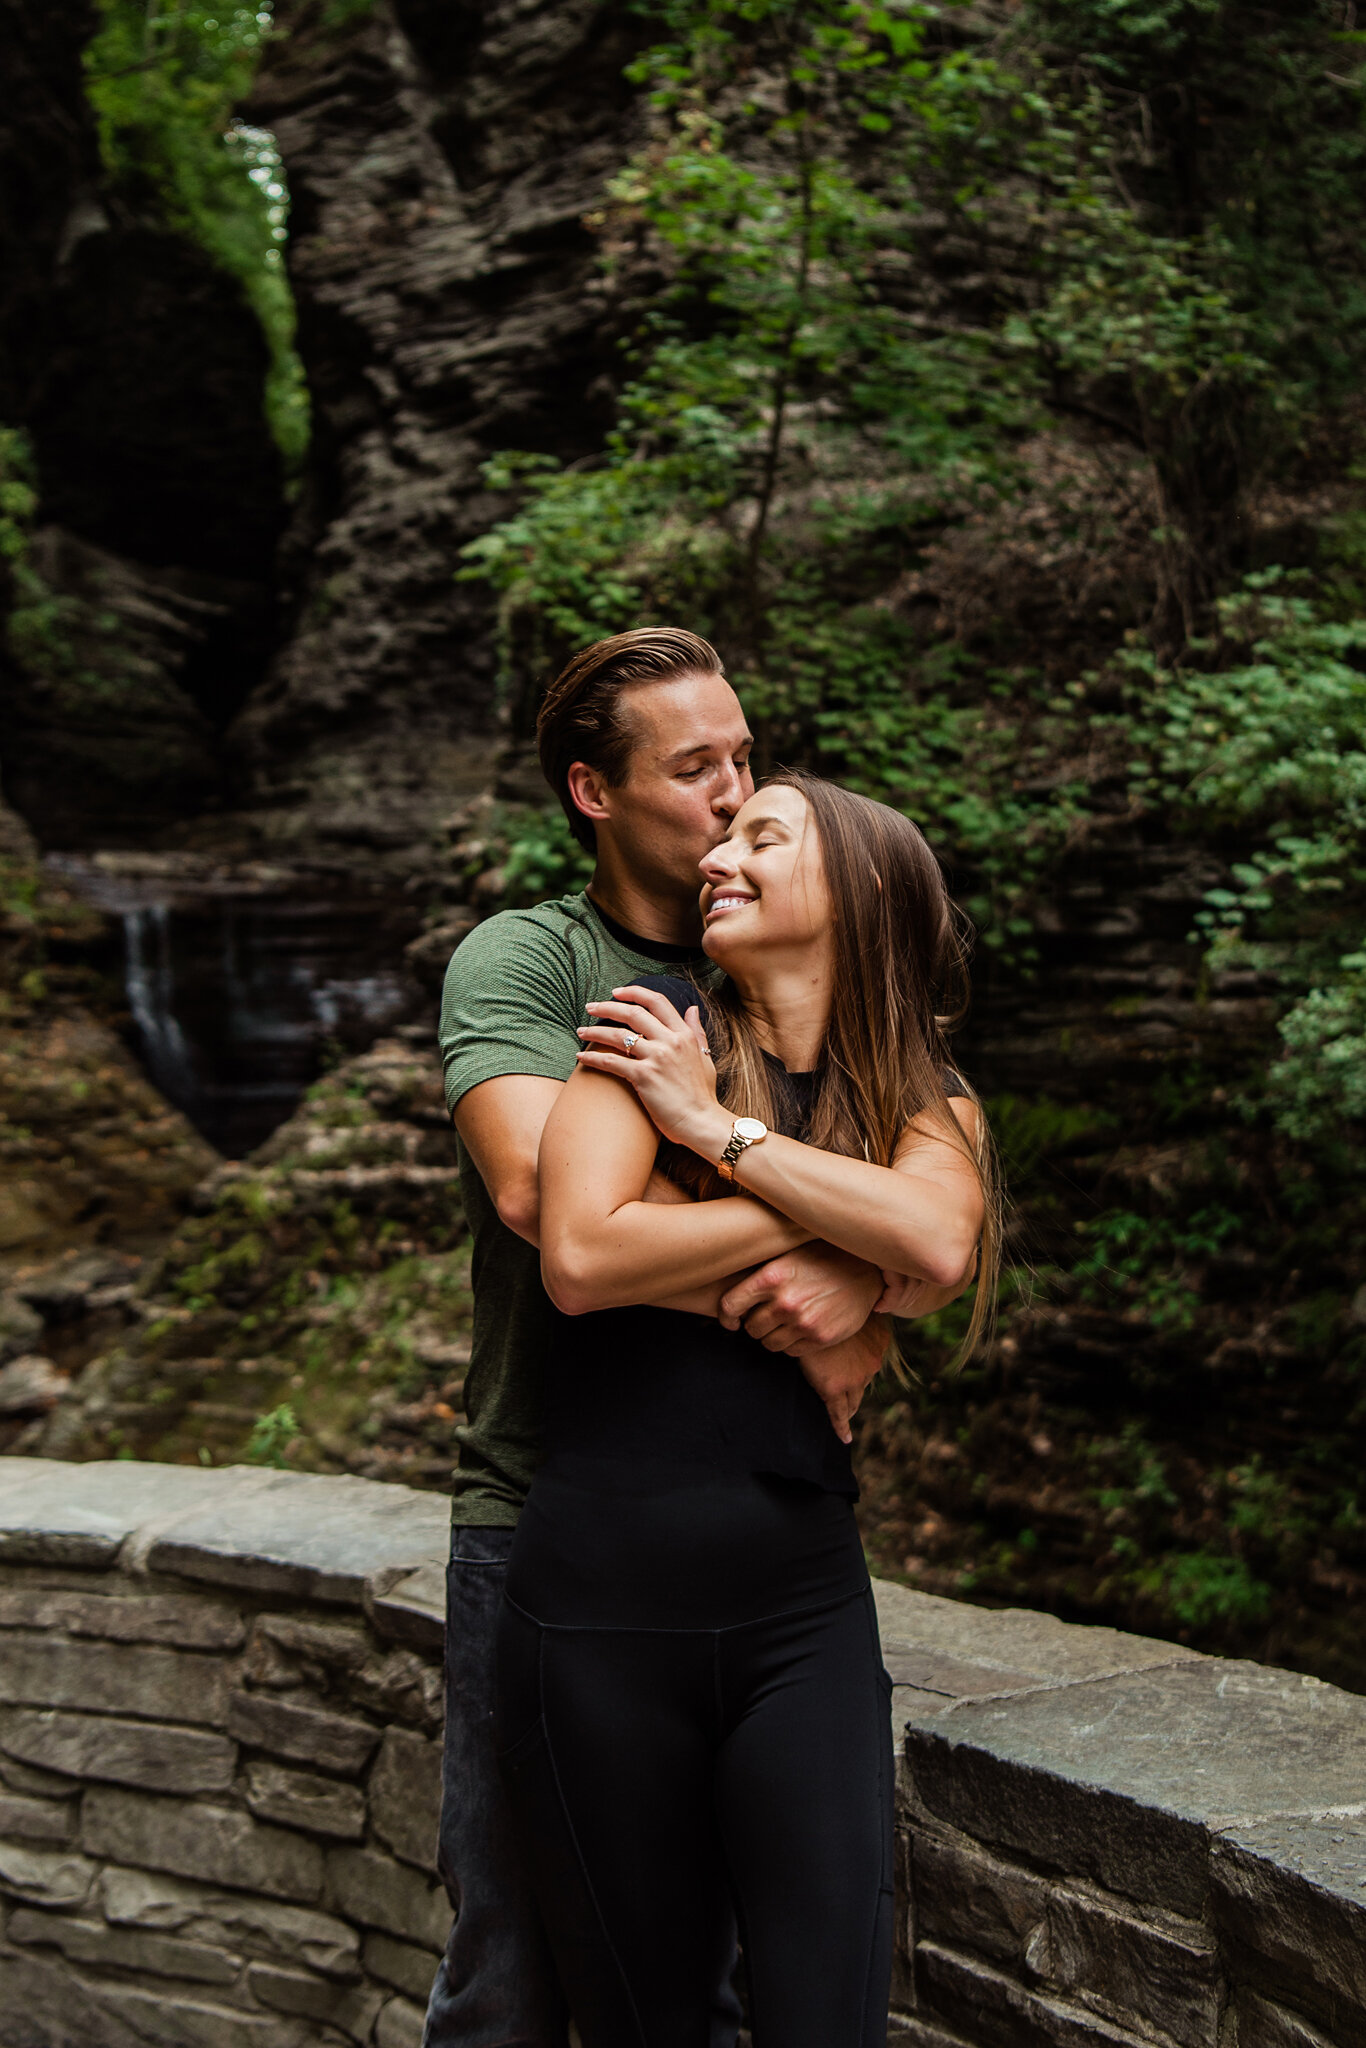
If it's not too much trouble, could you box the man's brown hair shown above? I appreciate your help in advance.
[536,628,726,851]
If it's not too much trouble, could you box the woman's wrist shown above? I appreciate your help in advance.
[675,1103,735,1163]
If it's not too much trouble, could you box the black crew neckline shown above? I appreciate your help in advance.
[762,1048,821,1082]
[587,893,708,966]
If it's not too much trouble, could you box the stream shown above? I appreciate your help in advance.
[48,856,427,1157]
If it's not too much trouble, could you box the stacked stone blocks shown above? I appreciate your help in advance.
[0,1459,452,2048]
[876,1588,1366,2046]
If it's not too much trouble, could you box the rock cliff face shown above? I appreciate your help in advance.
[227,0,645,861]
[0,0,283,844]
[1,0,649,861]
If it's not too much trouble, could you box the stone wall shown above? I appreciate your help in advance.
[1,1460,1363,2048]
[880,1593,1366,2047]
[0,1458,450,2048]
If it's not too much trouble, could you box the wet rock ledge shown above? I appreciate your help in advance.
[0,1461,1362,2048]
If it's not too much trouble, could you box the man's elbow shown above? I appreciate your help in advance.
[492,1174,541,1246]
[539,1240,608,1317]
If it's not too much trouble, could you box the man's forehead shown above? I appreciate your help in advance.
[625,674,751,756]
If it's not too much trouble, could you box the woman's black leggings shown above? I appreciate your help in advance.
[495,1583,894,2048]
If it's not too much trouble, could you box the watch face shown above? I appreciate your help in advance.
[733,1117,767,1141]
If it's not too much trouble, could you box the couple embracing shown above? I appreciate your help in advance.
[424,629,998,2048]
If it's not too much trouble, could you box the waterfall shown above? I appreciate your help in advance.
[121,904,197,1105]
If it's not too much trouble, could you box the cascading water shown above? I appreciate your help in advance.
[47,857,425,1156]
[121,903,199,1108]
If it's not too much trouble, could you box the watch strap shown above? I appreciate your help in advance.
[717,1120,759,1182]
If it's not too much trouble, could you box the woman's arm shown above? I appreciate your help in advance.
[717,1104,983,1290]
[577,986,983,1291]
[538,1063,812,1316]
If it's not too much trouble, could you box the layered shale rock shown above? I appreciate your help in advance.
[229,0,646,861]
[0,0,284,844]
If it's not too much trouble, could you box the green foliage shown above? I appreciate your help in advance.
[501,807,596,908]
[462,0,1103,958]
[988,1093,1113,1186]
[0,425,153,713]
[1117,575,1366,1144]
[464,0,1366,968]
[246,1402,299,1467]
[84,2,308,469]
[1073,1202,1242,1329]
[1092,1421,1177,1518]
[1015,0,1366,634]
[1136,1550,1271,1632]
[1272,970,1366,1142]
[0,427,37,565]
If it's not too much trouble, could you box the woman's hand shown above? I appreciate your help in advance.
[577,985,732,1162]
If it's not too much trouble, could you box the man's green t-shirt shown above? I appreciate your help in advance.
[439,890,710,1527]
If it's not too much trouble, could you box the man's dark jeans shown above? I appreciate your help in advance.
[422,1525,569,2048]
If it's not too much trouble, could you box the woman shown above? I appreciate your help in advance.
[495,771,998,2048]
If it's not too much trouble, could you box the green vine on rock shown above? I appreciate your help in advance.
[84,1,309,471]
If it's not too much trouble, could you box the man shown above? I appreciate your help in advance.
[423,628,959,2048]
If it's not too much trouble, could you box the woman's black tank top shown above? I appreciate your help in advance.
[540,975,867,1499]
[539,974,969,1503]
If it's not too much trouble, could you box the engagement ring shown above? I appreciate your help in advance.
[622,1030,640,1055]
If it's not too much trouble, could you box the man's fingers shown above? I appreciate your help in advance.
[823,1392,854,1445]
[718,1270,773,1325]
[759,1322,805,1353]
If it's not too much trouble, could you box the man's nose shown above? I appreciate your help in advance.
[712,760,749,819]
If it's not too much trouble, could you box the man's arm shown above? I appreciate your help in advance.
[454,1075,564,1247]
[456,1075,695,1250]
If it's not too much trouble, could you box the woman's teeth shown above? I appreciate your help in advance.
[709,895,752,914]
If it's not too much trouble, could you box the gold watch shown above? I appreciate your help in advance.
[717,1116,768,1183]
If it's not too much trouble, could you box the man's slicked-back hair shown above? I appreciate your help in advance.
[536,628,726,851]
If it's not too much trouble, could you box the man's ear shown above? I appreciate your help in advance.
[566,760,612,830]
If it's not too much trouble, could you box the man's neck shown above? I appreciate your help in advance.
[586,874,703,949]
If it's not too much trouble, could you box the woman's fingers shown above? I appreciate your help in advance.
[584,1000,666,1036]
[577,1023,644,1049]
[612,984,690,1026]
[575,1049,641,1080]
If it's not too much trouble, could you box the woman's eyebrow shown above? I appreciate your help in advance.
[737,812,789,837]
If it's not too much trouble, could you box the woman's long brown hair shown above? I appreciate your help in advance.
[702,770,1002,1365]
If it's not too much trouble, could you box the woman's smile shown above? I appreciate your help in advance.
[704,889,757,922]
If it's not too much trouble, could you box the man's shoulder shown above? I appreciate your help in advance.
[470,891,591,942]
[445,894,592,977]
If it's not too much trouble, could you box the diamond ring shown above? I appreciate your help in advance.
[622,1030,640,1055]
